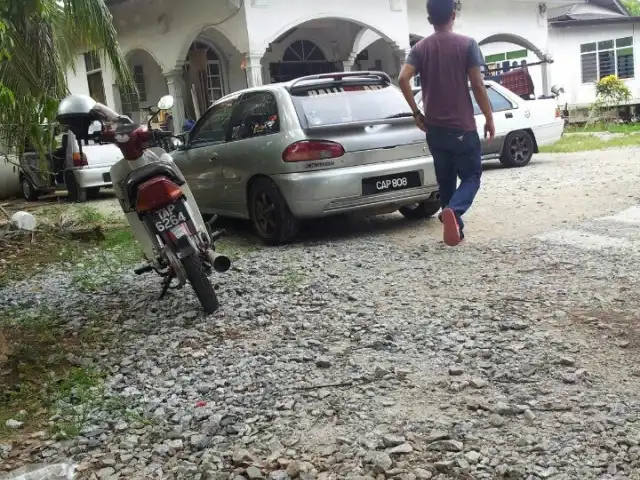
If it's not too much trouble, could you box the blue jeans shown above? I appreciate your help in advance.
[426,126,482,233]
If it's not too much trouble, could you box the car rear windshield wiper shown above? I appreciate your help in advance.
[384,112,414,119]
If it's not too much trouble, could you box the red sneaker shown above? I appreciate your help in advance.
[440,208,461,246]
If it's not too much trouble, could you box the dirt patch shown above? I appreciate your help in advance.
[0,309,107,442]
[569,306,640,350]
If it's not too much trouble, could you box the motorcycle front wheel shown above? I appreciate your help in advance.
[182,254,219,314]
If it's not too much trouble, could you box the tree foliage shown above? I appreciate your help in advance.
[0,0,134,170]
[621,0,640,16]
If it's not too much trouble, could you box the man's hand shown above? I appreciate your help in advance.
[415,113,426,132]
[484,118,495,140]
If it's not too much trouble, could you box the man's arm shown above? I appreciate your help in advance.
[467,39,494,138]
[398,46,425,131]
[468,67,492,121]
[398,63,420,116]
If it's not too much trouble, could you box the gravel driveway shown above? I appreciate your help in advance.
[1,150,639,480]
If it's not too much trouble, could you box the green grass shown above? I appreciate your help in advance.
[565,122,640,134]
[0,225,141,288]
[0,309,107,439]
[0,307,157,441]
[279,264,305,292]
[540,133,640,153]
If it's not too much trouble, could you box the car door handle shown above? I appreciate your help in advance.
[210,153,219,162]
[505,112,513,119]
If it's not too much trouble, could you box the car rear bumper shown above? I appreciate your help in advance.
[72,166,112,189]
[271,156,438,219]
[533,119,565,147]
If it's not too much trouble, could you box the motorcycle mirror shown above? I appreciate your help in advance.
[169,137,184,150]
[551,85,565,96]
[157,95,175,111]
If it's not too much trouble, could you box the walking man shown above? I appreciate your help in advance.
[398,0,495,246]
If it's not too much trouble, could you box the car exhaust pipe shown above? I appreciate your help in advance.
[208,251,231,273]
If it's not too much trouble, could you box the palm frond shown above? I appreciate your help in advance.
[0,0,133,176]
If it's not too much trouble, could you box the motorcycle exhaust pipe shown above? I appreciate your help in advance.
[208,251,231,273]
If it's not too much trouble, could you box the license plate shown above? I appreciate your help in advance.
[362,171,421,195]
[102,172,111,183]
[152,202,190,233]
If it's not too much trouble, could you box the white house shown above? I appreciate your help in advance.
[548,0,640,108]
[65,0,580,135]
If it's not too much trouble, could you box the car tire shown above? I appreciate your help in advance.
[500,130,534,168]
[21,177,39,201]
[65,171,88,203]
[248,177,299,246]
[87,187,100,200]
[399,200,441,220]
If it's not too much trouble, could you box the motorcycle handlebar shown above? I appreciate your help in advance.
[154,130,174,139]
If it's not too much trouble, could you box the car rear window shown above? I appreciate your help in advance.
[290,83,409,127]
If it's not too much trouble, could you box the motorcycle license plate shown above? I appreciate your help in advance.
[152,202,190,233]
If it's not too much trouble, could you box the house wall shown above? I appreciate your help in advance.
[549,23,640,107]
[407,0,550,51]
[65,0,584,111]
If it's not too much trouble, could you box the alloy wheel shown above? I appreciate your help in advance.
[254,191,277,237]
[509,135,531,164]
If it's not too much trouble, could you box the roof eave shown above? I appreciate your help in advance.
[550,15,640,26]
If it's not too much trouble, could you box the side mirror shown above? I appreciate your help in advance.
[158,95,175,111]
[169,137,184,150]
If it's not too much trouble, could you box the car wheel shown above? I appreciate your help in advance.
[21,177,39,201]
[65,171,87,203]
[87,187,100,200]
[248,178,299,246]
[398,200,441,220]
[500,130,534,168]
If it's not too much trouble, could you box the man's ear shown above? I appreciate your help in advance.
[427,15,434,25]
[451,11,456,22]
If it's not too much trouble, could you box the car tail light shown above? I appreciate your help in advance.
[72,152,88,167]
[555,107,561,118]
[117,126,152,161]
[135,177,183,213]
[282,140,345,162]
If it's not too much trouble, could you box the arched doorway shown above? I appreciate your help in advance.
[183,41,226,119]
[478,33,551,95]
[120,48,168,124]
[269,39,339,83]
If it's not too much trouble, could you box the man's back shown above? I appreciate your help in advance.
[409,31,482,132]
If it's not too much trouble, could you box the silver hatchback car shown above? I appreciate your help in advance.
[171,71,439,245]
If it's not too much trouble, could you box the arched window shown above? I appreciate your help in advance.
[282,40,327,62]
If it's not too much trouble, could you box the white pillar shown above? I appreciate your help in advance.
[244,53,264,87]
[391,48,411,84]
[343,52,358,72]
[541,54,551,97]
[164,70,186,135]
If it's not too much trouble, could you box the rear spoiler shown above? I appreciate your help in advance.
[303,116,413,133]
[288,71,392,93]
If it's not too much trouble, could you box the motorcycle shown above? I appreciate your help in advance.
[56,94,230,313]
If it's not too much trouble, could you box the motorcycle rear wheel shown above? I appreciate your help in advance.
[182,254,219,314]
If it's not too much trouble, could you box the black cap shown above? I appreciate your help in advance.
[427,0,455,26]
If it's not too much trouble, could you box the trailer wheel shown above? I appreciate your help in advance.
[21,177,39,201]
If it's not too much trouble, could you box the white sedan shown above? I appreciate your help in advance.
[415,80,564,167]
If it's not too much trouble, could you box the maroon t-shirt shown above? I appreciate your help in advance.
[407,31,485,132]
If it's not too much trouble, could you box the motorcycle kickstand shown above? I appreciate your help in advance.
[159,272,175,300]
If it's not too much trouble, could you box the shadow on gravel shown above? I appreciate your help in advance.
[213,213,442,247]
